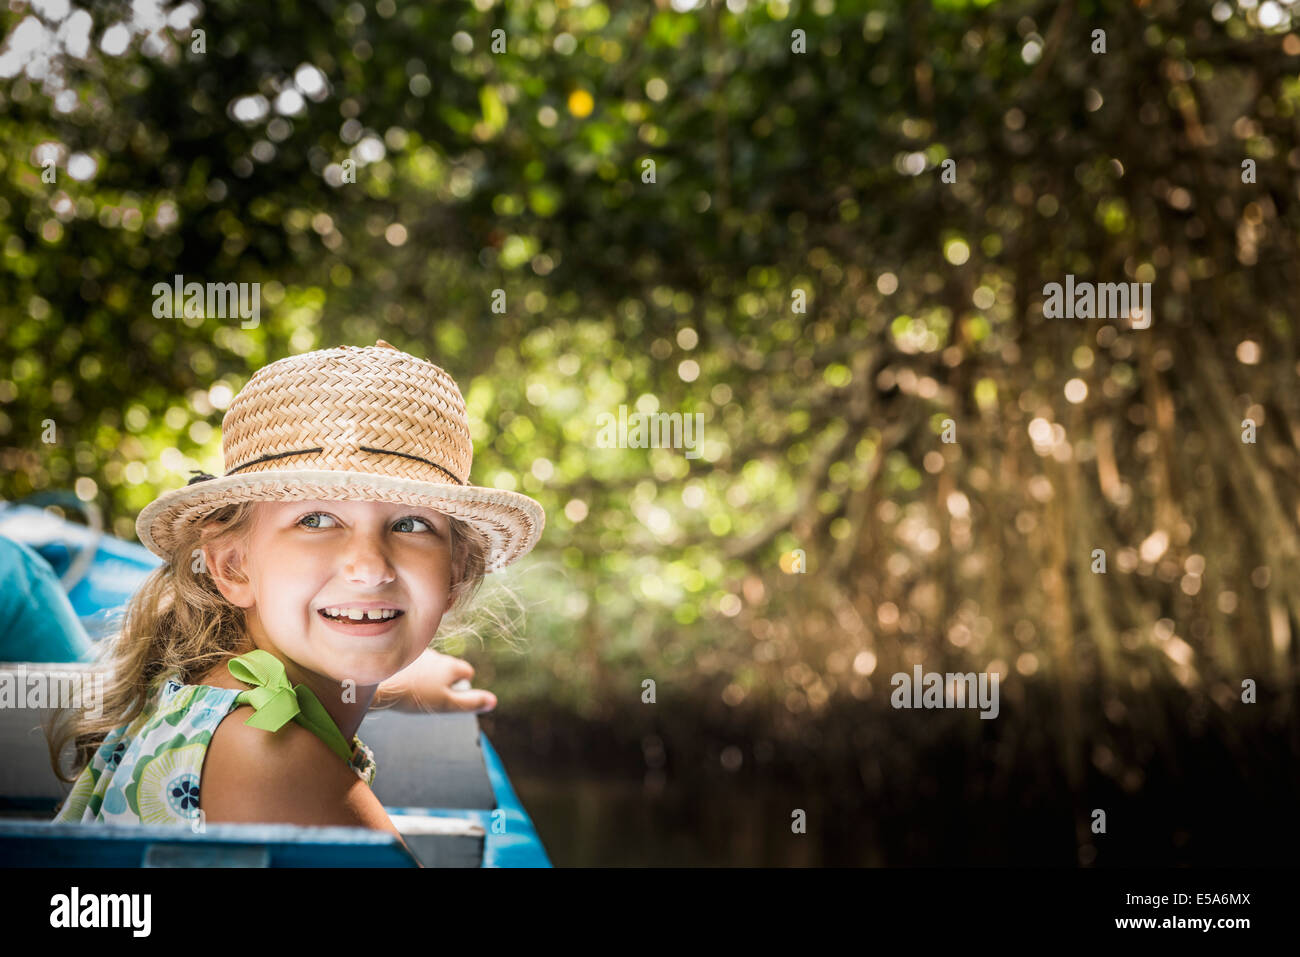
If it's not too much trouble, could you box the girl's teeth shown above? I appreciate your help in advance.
[322,608,398,621]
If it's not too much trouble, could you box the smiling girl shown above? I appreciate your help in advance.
[47,342,545,843]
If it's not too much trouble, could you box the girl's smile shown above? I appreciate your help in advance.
[315,608,405,639]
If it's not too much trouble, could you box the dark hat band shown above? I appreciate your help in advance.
[187,447,467,486]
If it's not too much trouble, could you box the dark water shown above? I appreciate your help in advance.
[507,772,836,867]
[486,684,1300,867]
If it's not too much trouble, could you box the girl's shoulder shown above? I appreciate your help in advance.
[201,700,388,828]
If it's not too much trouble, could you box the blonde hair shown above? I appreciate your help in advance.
[47,499,493,783]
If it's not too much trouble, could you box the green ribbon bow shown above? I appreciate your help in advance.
[228,649,355,765]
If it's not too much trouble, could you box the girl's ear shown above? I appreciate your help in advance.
[202,539,255,609]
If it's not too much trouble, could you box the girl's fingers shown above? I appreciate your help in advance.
[456,690,496,713]
[418,689,494,714]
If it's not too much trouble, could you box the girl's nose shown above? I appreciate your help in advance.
[342,535,396,586]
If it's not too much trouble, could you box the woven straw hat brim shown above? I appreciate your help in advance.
[135,469,544,574]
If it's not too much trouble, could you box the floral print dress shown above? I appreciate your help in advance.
[53,655,377,826]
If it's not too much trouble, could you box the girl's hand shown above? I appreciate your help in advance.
[373,648,498,715]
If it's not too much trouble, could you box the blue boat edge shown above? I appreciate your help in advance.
[478,732,551,868]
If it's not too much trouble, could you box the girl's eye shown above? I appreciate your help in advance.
[295,512,335,527]
[295,512,436,535]
[393,516,435,534]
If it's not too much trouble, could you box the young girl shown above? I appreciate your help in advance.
[47,341,545,847]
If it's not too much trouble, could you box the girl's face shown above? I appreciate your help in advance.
[215,499,453,689]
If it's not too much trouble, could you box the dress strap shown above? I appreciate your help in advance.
[228,649,355,765]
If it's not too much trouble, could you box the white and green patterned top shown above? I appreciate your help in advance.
[53,649,377,826]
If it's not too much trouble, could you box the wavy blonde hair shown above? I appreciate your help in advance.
[47,499,493,783]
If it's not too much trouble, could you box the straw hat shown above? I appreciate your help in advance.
[135,341,545,573]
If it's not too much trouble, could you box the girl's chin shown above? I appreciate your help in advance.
[307,641,412,683]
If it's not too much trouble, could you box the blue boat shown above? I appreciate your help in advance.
[0,496,550,868]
